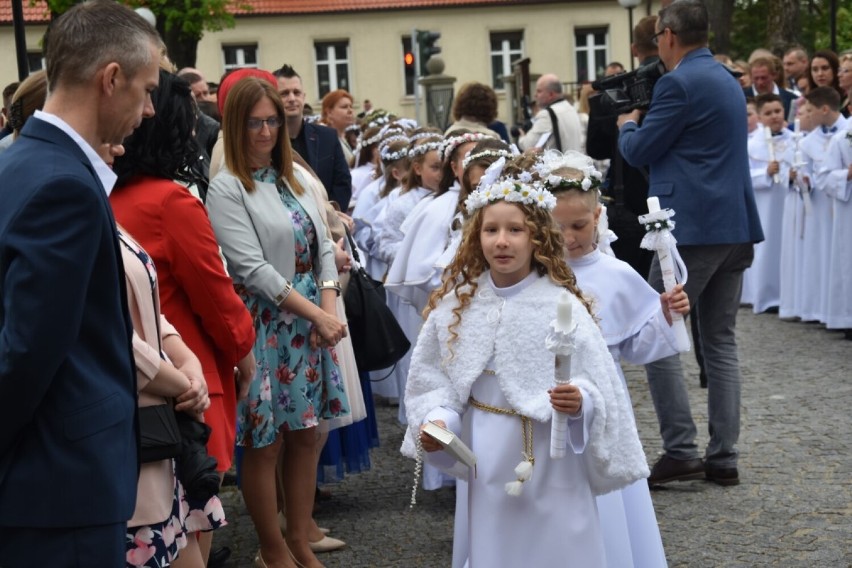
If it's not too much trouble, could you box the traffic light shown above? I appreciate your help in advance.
[416,30,441,76]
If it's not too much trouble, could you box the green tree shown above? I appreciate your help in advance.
[728,0,849,59]
[40,0,247,69]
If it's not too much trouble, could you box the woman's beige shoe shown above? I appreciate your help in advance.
[253,551,269,568]
[308,535,346,553]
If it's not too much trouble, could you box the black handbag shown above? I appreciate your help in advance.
[139,403,182,463]
[343,229,411,372]
[175,414,220,501]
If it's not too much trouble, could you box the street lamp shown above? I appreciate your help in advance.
[617,0,642,71]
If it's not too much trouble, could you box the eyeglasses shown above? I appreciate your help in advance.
[246,116,283,130]
[652,28,676,46]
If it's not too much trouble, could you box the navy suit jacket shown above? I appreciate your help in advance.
[743,85,797,118]
[0,118,138,527]
[302,121,352,211]
[619,48,764,246]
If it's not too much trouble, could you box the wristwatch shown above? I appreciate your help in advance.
[319,280,342,295]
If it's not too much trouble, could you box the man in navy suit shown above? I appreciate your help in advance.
[275,64,353,211]
[745,57,798,118]
[0,2,162,565]
[617,0,764,488]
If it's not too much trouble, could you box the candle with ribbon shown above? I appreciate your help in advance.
[791,117,812,222]
[638,197,691,352]
[545,290,577,460]
[765,125,781,184]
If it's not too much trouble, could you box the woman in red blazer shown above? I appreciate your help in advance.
[111,70,256,564]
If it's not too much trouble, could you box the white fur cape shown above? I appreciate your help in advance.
[401,273,650,496]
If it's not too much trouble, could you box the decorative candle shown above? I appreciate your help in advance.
[765,125,780,184]
[647,196,661,214]
[556,291,573,333]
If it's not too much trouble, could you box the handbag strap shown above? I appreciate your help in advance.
[344,226,363,267]
[546,105,563,152]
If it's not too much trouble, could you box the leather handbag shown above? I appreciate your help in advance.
[343,229,411,372]
[139,403,182,463]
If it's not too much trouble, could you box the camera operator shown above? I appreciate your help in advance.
[517,74,582,152]
[616,0,763,488]
[586,15,660,278]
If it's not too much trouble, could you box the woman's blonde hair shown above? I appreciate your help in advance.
[222,77,302,195]
[8,70,47,137]
[425,199,593,351]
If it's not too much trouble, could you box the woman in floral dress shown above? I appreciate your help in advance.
[207,75,349,568]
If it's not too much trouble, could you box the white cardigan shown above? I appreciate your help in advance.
[401,273,649,495]
[206,166,338,304]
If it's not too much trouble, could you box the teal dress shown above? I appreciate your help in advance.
[236,167,348,448]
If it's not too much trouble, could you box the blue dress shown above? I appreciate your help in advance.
[236,167,349,448]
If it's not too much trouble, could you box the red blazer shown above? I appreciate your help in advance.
[111,175,255,470]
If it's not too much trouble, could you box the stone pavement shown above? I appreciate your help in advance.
[215,308,852,567]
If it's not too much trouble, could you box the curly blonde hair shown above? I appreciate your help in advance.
[424,200,593,354]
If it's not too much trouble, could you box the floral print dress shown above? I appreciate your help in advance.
[119,232,226,568]
[236,167,348,448]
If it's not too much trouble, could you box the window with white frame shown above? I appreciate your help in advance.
[315,41,350,98]
[222,44,258,71]
[574,27,609,83]
[490,31,524,90]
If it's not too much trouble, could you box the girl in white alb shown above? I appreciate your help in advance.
[402,155,648,568]
[547,149,687,568]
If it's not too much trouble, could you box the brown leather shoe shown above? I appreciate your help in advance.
[705,464,740,486]
[648,455,705,486]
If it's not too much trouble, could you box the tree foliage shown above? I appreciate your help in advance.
[727,0,850,59]
[40,0,249,69]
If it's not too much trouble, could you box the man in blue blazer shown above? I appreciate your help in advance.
[0,2,162,566]
[617,0,764,488]
[276,64,353,211]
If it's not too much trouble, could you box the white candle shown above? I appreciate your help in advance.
[556,291,572,333]
[794,118,801,134]
[764,126,780,184]
[647,196,661,214]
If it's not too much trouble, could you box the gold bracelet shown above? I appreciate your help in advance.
[319,280,341,295]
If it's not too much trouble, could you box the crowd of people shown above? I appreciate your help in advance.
[0,0,850,567]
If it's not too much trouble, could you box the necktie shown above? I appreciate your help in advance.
[821,125,838,134]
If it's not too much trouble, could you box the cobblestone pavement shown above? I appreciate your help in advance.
[215,308,852,567]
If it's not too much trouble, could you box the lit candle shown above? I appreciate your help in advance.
[556,291,572,333]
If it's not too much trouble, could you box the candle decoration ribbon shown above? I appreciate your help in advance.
[791,118,812,225]
[638,198,691,352]
[764,126,781,185]
[545,291,577,460]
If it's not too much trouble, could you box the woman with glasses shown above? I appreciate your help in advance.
[207,76,349,568]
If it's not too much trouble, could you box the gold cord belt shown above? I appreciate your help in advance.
[468,395,535,467]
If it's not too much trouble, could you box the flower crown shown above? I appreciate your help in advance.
[354,130,384,153]
[441,132,494,162]
[462,147,517,171]
[380,135,411,162]
[408,139,444,159]
[464,158,557,214]
[532,150,603,192]
[410,131,441,142]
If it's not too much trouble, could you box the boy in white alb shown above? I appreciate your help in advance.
[778,100,818,319]
[744,94,794,313]
[797,87,848,323]
[814,110,852,338]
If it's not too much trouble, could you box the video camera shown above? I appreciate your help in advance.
[591,60,666,115]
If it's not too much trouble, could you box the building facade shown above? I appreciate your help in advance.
[1,0,656,124]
